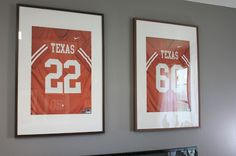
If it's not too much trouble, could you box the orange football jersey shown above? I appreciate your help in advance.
[31,26,92,115]
[146,37,191,112]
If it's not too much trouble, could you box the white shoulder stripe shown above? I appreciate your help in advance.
[79,48,91,63]
[31,44,47,60]
[146,53,158,71]
[31,46,48,66]
[146,52,157,67]
[181,55,190,67]
[182,55,190,64]
[77,49,92,68]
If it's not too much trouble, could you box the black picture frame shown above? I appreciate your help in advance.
[16,4,104,136]
[133,18,200,131]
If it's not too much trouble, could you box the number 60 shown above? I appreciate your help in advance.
[156,63,183,93]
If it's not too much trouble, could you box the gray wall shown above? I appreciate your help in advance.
[1,0,236,155]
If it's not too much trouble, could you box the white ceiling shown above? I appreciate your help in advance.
[186,0,236,8]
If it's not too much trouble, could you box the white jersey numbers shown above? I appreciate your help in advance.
[171,64,183,93]
[156,63,185,93]
[45,59,63,94]
[156,63,169,93]
[64,60,81,94]
[45,59,81,94]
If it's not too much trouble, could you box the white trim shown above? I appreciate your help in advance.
[181,55,190,67]
[79,48,92,63]
[31,44,46,60]
[77,49,92,68]
[146,53,158,70]
[182,55,190,64]
[31,46,48,66]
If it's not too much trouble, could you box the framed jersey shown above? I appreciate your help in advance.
[16,5,104,136]
[134,18,199,131]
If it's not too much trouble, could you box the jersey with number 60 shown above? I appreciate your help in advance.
[146,37,191,112]
[31,26,92,115]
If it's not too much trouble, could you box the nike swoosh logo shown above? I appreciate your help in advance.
[74,37,80,40]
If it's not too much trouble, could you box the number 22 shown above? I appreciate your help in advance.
[45,59,81,94]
